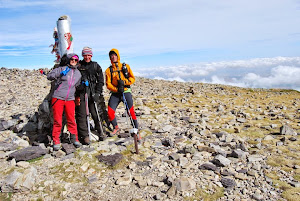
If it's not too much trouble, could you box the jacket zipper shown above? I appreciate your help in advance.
[65,69,75,101]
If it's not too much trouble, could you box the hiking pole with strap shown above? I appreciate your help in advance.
[122,93,139,154]
[83,80,94,141]
[89,81,105,139]
[116,62,139,154]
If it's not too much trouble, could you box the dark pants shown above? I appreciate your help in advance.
[107,92,138,129]
[75,93,103,140]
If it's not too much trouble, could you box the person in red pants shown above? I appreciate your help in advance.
[47,53,82,151]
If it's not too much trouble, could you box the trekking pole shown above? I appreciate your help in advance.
[115,62,139,154]
[93,99,105,139]
[122,93,139,154]
[83,82,97,141]
[89,81,105,139]
[85,91,92,141]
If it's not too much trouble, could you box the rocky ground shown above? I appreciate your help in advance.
[0,67,299,201]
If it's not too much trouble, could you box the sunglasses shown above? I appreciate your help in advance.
[70,58,78,61]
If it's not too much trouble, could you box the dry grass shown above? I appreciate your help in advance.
[184,186,224,201]
[282,187,300,201]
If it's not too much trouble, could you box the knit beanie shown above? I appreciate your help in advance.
[82,46,93,56]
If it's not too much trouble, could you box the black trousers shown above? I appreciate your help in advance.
[75,93,103,139]
[107,92,138,129]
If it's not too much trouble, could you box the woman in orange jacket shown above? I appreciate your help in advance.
[105,48,140,139]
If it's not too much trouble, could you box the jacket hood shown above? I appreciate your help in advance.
[109,48,120,64]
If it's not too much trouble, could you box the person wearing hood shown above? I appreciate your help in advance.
[105,48,140,140]
[47,53,82,151]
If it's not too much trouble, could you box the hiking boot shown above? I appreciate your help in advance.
[70,134,82,148]
[98,134,107,141]
[84,136,91,145]
[53,143,61,151]
[73,141,82,148]
[110,127,120,136]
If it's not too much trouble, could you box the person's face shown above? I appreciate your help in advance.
[83,54,92,63]
[110,53,118,63]
[70,57,78,66]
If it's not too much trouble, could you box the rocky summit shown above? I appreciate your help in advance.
[0,67,299,201]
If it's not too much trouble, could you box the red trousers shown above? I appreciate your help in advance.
[52,98,78,144]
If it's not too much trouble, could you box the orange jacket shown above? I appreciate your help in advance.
[105,48,135,93]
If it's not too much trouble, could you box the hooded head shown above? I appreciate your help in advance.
[67,53,79,66]
[109,48,120,64]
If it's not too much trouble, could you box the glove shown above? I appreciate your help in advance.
[82,80,89,86]
[60,67,70,76]
[92,93,100,102]
[75,97,80,106]
[117,80,124,93]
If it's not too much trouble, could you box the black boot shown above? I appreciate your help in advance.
[70,134,82,148]
[98,132,107,141]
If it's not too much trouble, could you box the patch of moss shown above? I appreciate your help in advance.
[0,192,13,201]
[27,156,44,163]
[36,197,44,201]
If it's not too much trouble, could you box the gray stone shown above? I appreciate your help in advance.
[61,153,75,161]
[9,146,48,162]
[88,174,98,183]
[248,155,263,162]
[162,138,174,147]
[54,150,66,158]
[12,123,25,133]
[263,135,274,141]
[96,153,123,166]
[183,145,197,154]
[116,173,132,185]
[178,157,189,167]
[1,119,18,131]
[212,155,231,167]
[1,171,22,192]
[166,185,176,197]
[169,153,179,160]
[252,192,264,201]
[280,125,297,136]
[230,149,248,159]
[154,194,162,200]
[221,177,236,189]
[1,167,37,192]
[199,163,217,171]
[289,137,297,141]
[14,167,37,191]
[289,181,300,187]
[16,161,30,168]
[174,177,196,191]
[276,141,283,146]
[61,143,76,155]
[236,118,247,123]
[0,142,18,151]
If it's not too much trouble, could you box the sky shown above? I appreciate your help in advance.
[1,0,300,91]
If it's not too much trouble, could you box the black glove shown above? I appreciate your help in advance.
[92,93,100,102]
[117,80,124,93]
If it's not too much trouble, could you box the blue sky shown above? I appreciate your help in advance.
[1,0,300,90]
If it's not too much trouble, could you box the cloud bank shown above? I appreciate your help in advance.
[134,57,300,91]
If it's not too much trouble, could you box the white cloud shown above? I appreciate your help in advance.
[135,57,300,91]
